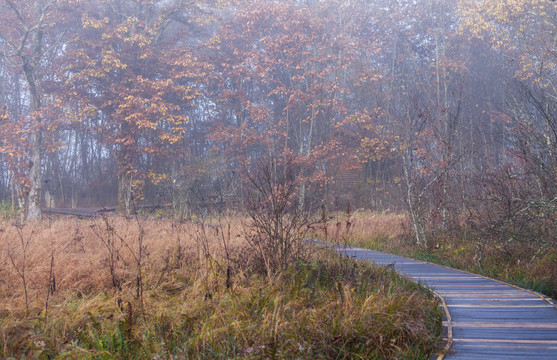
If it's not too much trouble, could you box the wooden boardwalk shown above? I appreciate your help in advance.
[330,244,557,360]
[42,204,167,218]
[43,207,116,217]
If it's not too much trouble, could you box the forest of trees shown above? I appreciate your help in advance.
[0,0,555,248]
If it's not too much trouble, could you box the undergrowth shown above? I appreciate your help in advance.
[0,216,441,359]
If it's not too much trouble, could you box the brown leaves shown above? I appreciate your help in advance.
[53,0,212,188]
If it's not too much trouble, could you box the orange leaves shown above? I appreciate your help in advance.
[458,0,557,86]
[51,0,211,201]
[147,171,168,186]
[0,107,7,123]
[0,113,31,186]
[345,110,399,163]
[101,49,128,71]
[81,14,109,29]
[207,0,384,178]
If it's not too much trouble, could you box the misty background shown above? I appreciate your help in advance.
[0,0,555,247]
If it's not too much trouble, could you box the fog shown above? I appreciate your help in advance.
[0,0,555,246]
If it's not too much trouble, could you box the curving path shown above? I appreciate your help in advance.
[326,243,557,360]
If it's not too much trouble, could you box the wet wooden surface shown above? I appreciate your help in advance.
[331,245,557,360]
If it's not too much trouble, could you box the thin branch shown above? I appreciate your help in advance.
[4,0,29,32]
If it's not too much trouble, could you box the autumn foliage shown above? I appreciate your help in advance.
[0,0,554,257]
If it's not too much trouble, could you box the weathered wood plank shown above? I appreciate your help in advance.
[448,321,557,328]
[453,327,557,340]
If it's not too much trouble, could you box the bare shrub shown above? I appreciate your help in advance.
[189,217,233,298]
[243,154,317,278]
[467,166,556,253]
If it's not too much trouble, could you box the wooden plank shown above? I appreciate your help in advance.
[453,338,557,345]
[436,291,537,297]
[447,298,544,304]
[447,321,557,328]
[448,304,554,308]
[453,328,557,341]
[449,343,557,360]
[448,307,557,322]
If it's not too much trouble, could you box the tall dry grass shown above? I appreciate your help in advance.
[312,209,407,247]
[0,214,441,359]
[0,216,244,315]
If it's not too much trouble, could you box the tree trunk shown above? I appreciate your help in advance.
[27,127,42,220]
[23,60,42,220]
[402,149,426,246]
[117,171,132,214]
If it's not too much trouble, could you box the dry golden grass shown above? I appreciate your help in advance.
[0,216,245,315]
[313,209,407,247]
[0,214,441,359]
